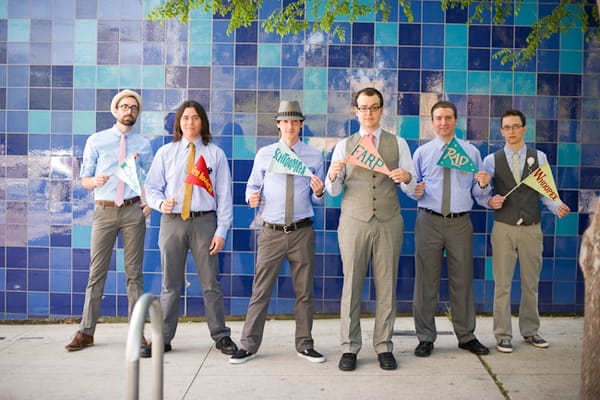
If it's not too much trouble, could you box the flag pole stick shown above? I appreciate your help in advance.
[503,181,524,198]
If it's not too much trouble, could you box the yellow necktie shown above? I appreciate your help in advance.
[181,142,195,220]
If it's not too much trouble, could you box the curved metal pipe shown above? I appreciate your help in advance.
[125,293,164,400]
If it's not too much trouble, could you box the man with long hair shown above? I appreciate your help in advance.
[142,100,237,357]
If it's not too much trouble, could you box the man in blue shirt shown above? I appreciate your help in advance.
[142,100,237,357]
[230,101,326,364]
[408,100,491,358]
[65,89,153,351]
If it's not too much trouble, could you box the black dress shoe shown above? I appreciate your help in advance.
[377,352,397,370]
[140,343,172,358]
[458,338,490,355]
[338,352,357,371]
[414,341,434,357]
[216,336,238,355]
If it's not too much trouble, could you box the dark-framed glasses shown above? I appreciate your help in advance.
[356,105,381,113]
[501,124,523,131]
[119,104,139,113]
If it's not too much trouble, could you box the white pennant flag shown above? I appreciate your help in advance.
[267,141,313,177]
[114,154,142,196]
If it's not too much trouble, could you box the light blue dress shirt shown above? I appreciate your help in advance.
[145,138,233,239]
[408,136,490,213]
[80,125,153,201]
[480,145,560,214]
[245,140,325,224]
[325,127,417,196]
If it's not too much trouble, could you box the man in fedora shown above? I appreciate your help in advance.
[230,100,326,364]
[66,89,153,351]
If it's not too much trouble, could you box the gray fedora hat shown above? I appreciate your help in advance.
[274,100,305,121]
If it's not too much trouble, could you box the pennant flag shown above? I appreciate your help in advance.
[114,154,142,196]
[437,137,479,173]
[521,162,562,204]
[344,134,391,175]
[185,155,214,197]
[267,141,313,177]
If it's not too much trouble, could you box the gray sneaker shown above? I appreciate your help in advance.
[523,335,549,348]
[496,339,513,353]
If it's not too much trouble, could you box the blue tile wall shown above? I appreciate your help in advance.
[0,0,597,319]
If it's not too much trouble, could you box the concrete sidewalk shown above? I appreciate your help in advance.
[0,316,582,400]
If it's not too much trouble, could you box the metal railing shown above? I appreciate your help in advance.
[125,293,164,400]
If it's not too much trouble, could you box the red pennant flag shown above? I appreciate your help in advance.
[184,155,214,197]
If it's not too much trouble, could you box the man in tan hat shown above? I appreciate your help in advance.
[65,89,153,351]
[230,100,326,364]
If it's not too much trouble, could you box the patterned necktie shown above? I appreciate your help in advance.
[181,142,195,220]
[512,153,520,183]
[114,133,126,206]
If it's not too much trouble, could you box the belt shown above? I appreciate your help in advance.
[171,210,215,219]
[263,218,313,234]
[95,196,141,208]
[419,207,467,219]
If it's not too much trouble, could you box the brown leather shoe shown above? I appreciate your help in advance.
[65,331,94,351]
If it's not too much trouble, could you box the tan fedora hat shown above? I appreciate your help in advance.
[274,100,305,121]
[110,89,142,118]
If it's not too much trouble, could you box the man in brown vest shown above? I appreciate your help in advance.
[326,87,416,371]
[481,109,570,353]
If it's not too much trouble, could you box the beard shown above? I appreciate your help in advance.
[118,115,137,126]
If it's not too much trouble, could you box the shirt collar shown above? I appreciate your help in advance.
[503,144,526,158]
[111,125,129,137]
[434,136,453,151]
[359,127,382,139]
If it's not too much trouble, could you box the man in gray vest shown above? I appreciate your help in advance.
[326,87,416,371]
[481,109,570,353]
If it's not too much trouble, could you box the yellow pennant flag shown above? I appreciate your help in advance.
[521,162,562,204]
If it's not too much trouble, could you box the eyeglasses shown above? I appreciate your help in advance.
[119,104,139,113]
[356,105,381,113]
[501,124,524,131]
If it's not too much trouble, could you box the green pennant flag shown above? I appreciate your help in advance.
[436,137,479,173]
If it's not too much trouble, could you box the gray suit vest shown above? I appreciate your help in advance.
[493,147,541,225]
[341,130,400,222]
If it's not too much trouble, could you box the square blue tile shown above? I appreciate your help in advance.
[376,22,398,45]
[444,71,467,93]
